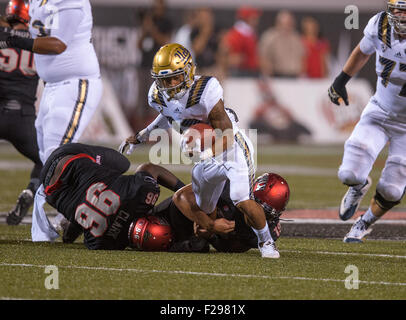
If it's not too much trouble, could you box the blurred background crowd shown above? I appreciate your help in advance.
[0,0,384,144]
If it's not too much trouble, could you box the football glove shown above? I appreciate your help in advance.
[328,71,352,106]
[118,135,141,155]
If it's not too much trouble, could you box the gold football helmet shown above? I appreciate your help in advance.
[388,0,406,35]
[151,43,196,100]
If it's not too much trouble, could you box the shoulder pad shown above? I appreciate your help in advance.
[186,76,213,109]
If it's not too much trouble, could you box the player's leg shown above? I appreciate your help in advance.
[173,160,230,233]
[230,131,279,258]
[338,103,388,220]
[344,121,406,242]
[41,78,102,161]
[6,113,42,225]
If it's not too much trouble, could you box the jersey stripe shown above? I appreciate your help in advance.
[152,88,167,107]
[60,79,89,145]
[378,12,392,49]
[40,0,49,7]
[234,132,255,199]
[186,76,212,109]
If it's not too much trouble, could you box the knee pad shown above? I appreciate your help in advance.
[338,140,375,186]
[374,190,401,211]
[377,155,406,203]
[338,169,364,186]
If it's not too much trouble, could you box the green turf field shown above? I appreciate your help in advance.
[0,226,405,300]
[0,142,405,300]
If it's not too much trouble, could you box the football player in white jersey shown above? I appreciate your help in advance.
[1,0,102,162]
[120,43,280,258]
[328,0,406,242]
[0,0,102,241]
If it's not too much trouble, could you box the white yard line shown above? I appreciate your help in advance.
[281,250,406,259]
[0,262,405,287]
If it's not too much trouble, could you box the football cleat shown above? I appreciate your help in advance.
[343,216,373,243]
[339,176,372,221]
[259,240,280,259]
[6,189,34,225]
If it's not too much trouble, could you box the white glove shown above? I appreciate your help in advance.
[118,140,139,155]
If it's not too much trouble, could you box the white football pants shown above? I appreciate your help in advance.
[192,130,256,214]
[338,100,406,202]
[35,77,103,163]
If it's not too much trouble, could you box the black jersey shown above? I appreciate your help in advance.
[151,181,258,253]
[0,27,39,110]
[42,143,160,250]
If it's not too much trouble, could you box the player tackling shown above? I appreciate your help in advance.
[328,0,406,242]
[120,43,280,258]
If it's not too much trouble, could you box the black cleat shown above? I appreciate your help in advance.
[6,189,34,225]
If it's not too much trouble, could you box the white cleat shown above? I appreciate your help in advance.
[339,176,372,221]
[343,216,373,243]
[259,240,280,259]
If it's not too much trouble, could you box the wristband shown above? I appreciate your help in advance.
[335,71,352,86]
[7,35,34,51]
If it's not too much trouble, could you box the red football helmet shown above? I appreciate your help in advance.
[5,0,30,26]
[128,216,173,251]
[253,173,290,220]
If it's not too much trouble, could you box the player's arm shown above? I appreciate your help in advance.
[0,8,83,54]
[173,184,235,234]
[135,163,185,192]
[0,16,10,28]
[119,113,170,154]
[206,99,234,158]
[328,43,372,106]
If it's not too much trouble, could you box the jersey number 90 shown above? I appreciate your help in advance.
[0,49,36,76]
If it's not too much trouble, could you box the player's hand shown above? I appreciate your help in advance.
[269,220,282,241]
[328,71,351,106]
[194,223,212,239]
[0,16,10,28]
[118,135,141,155]
[213,218,235,235]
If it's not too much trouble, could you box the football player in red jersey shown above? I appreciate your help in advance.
[0,0,42,225]
[134,173,290,253]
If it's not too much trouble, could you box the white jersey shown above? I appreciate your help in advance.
[147,75,239,134]
[360,11,406,119]
[29,0,100,83]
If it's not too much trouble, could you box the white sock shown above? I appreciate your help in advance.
[361,208,379,225]
[251,224,272,244]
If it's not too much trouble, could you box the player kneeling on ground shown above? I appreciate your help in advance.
[39,142,185,250]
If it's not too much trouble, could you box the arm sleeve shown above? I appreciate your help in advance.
[50,8,84,45]
[137,114,171,142]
